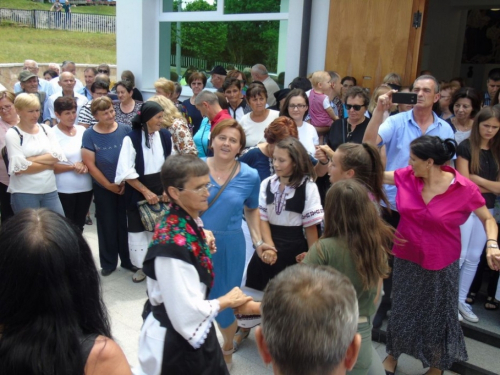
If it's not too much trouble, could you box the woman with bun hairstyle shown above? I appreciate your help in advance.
[382,135,500,375]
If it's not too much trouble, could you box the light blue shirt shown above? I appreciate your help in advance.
[378,110,454,209]
[14,78,52,96]
[79,86,93,100]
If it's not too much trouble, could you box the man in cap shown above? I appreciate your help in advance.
[208,65,227,91]
[14,60,52,95]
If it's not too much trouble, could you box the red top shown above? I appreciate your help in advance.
[393,165,485,270]
[210,110,232,131]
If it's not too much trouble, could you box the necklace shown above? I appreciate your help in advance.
[211,160,236,181]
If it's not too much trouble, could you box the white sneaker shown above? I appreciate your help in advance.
[458,302,479,323]
[458,311,463,322]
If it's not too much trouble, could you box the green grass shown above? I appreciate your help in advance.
[0,24,116,63]
[0,0,116,15]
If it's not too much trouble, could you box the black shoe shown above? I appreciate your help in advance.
[101,268,115,277]
[121,264,139,273]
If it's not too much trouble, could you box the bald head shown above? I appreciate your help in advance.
[23,60,39,75]
[48,63,61,75]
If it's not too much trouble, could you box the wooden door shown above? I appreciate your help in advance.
[325,0,426,92]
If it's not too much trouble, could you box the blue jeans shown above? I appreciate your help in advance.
[11,191,65,216]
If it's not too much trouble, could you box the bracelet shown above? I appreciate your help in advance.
[253,240,264,249]
[487,239,498,242]
[319,158,330,166]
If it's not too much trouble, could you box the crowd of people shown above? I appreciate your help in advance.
[1,60,500,375]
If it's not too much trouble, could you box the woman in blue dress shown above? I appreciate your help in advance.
[201,119,274,371]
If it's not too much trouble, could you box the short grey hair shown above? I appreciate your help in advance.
[252,64,268,76]
[24,59,38,68]
[328,70,341,83]
[194,90,218,106]
[61,61,75,69]
[414,74,440,93]
[261,264,358,375]
[48,63,61,73]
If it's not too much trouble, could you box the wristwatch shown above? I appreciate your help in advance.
[487,242,499,249]
[253,240,264,249]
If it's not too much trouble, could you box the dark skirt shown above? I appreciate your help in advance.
[245,224,308,291]
[127,172,163,233]
[386,257,468,370]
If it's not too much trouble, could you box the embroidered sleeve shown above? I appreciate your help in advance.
[302,181,324,227]
[6,128,31,174]
[114,136,138,183]
[155,257,219,349]
[171,118,198,156]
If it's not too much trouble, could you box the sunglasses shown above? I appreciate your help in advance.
[345,104,364,111]
[98,70,109,74]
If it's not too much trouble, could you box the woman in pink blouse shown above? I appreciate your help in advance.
[381,135,500,375]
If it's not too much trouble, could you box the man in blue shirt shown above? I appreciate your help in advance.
[363,75,454,330]
[14,60,52,96]
[483,68,500,107]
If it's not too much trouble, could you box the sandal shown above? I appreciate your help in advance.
[484,296,500,310]
[233,328,250,352]
[222,347,234,371]
[466,292,476,305]
[132,269,146,283]
[383,356,397,375]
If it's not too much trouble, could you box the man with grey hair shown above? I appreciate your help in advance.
[14,59,52,95]
[194,90,231,130]
[45,72,88,125]
[255,264,361,375]
[251,64,280,106]
[48,60,84,94]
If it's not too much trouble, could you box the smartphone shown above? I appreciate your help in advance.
[392,92,417,104]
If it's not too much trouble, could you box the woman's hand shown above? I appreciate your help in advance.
[203,229,217,254]
[316,144,334,160]
[73,161,88,174]
[107,182,125,195]
[295,252,307,263]
[261,248,277,265]
[486,247,500,271]
[219,287,253,310]
[143,190,159,205]
[233,300,261,316]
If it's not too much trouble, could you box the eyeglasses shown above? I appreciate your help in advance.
[0,105,13,112]
[98,70,109,74]
[288,104,307,109]
[345,104,364,111]
[176,183,215,194]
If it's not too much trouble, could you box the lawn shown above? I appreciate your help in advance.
[0,24,116,63]
[0,0,116,15]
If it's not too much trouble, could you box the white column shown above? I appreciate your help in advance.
[116,0,160,90]
[285,0,305,85]
[307,0,330,73]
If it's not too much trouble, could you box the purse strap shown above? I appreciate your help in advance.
[203,161,239,213]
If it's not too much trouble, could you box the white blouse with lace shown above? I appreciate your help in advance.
[5,123,66,194]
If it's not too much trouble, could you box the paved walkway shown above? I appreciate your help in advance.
[83,204,458,374]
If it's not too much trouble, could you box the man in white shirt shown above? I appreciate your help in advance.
[48,61,84,94]
[251,64,280,107]
[45,72,88,125]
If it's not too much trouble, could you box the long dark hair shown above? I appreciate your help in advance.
[410,136,456,165]
[468,106,500,175]
[275,137,316,187]
[336,142,390,209]
[0,209,111,375]
[322,180,394,289]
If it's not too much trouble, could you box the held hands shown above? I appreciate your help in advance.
[233,300,261,316]
[260,245,278,266]
[221,287,253,309]
[108,182,125,195]
[316,145,334,161]
[203,229,217,254]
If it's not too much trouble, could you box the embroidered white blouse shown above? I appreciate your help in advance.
[6,124,66,194]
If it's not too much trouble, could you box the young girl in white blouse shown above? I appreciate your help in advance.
[6,93,66,215]
[246,136,324,291]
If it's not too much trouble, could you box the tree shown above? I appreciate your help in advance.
[172,0,228,66]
